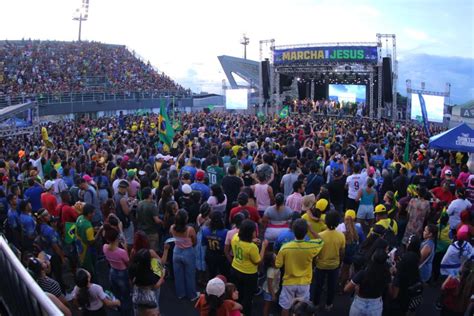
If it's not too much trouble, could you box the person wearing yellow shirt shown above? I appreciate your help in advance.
[369,204,398,236]
[301,198,328,239]
[231,219,268,316]
[313,211,345,311]
[276,219,324,316]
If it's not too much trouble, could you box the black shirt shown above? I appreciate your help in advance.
[351,269,391,298]
[222,175,243,207]
[131,268,160,287]
[327,176,347,206]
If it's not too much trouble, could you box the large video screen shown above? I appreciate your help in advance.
[410,93,444,123]
[225,89,248,110]
[328,84,366,103]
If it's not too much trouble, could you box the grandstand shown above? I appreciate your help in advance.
[0,40,190,108]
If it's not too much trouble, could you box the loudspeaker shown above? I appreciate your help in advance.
[261,60,270,100]
[279,74,293,92]
[382,57,393,102]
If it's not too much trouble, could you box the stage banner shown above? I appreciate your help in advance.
[274,46,378,65]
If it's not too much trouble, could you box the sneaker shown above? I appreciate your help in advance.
[190,292,201,301]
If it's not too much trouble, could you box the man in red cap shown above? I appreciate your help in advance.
[191,170,210,202]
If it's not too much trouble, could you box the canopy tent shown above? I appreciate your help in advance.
[429,123,474,153]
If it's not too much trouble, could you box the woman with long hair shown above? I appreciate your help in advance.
[157,185,174,216]
[102,224,132,316]
[441,260,474,315]
[402,187,431,246]
[207,184,227,215]
[129,248,167,316]
[345,249,392,316]
[388,235,422,315]
[262,193,293,242]
[73,268,120,316]
[356,178,378,229]
[337,209,365,290]
[170,209,198,300]
[230,219,269,316]
[202,211,229,279]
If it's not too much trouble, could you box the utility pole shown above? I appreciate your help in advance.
[73,0,89,41]
[240,34,249,59]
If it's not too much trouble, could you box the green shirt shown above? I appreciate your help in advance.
[136,200,160,234]
[76,215,94,262]
[207,165,224,186]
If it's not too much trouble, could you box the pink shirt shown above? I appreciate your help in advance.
[128,180,140,198]
[254,183,271,211]
[103,245,129,270]
[285,192,303,213]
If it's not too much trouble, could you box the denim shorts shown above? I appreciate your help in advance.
[263,290,272,302]
[357,205,374,220]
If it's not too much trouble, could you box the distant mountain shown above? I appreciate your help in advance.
[397,54,473,104]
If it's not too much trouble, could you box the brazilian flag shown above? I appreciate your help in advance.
[172,120,182,131]
[158,99,175,147]
[64,222,76,244]
[279,105,289,119]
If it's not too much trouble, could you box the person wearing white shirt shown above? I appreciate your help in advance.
[345,164,366,211]
[447,188,472,231]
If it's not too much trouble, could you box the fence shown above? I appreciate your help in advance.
[0,90,192,108]
[0,236,62,315]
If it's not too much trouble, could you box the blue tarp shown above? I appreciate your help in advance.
[429,123,474,153]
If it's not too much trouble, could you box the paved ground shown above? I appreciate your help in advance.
[63,258,441,316]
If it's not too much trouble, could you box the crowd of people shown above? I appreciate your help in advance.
[0,40,188,104]
[0,110,473,316]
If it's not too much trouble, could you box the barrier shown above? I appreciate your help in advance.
[0,236,62,315]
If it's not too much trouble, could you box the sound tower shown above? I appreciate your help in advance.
[261,60,270,100]
[382,57,393,102]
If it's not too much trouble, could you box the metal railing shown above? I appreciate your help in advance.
[0,90,192,108]
[0,236,62,315]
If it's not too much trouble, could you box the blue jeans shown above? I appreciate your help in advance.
[173,247,197,299]
[313,267,339,306]
[110,268,132,316]
[349,296,383,316]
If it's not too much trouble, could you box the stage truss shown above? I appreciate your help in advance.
[260,34,398,120]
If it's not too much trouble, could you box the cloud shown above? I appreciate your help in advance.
[403,28,429,41]
[398,54,474,104]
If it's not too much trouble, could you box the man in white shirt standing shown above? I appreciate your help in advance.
[447,187,472,234]
[345,164,366,211]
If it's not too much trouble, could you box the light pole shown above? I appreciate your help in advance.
[240,34,249,59]
[73,0,89,41]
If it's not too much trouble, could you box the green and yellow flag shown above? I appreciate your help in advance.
[279,106,289,119]
[158,99,175,147]
[64,222,76,244]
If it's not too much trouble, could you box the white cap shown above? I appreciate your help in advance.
[44,180,54,191]
[181,184,192,195]
[206,277,225,297]
[155,153,164,160]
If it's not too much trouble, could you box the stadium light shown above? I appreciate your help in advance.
[73,0,89,41]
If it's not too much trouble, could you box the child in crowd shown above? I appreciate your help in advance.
[262,252,281,316]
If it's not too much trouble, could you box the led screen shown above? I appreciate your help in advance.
[328,84,366,103]
[225,89,248,110]
[410,93,444,123]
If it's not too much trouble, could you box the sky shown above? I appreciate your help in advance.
[1,0,473,103]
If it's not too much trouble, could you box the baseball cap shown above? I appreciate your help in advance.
[206,277,226,297]
[428,159,435,164]
[82,175,93,183]
[315,198,328,212]
[156,153,165,160]
[181,184,192,195]
[444,170,452,176]
[44,180,54,191]
[118,180,129,188]
[345,209,356,219]
[368,166,376,176]
[195,170,205,181]
[302,194,316,211]
[374,204,387,214]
